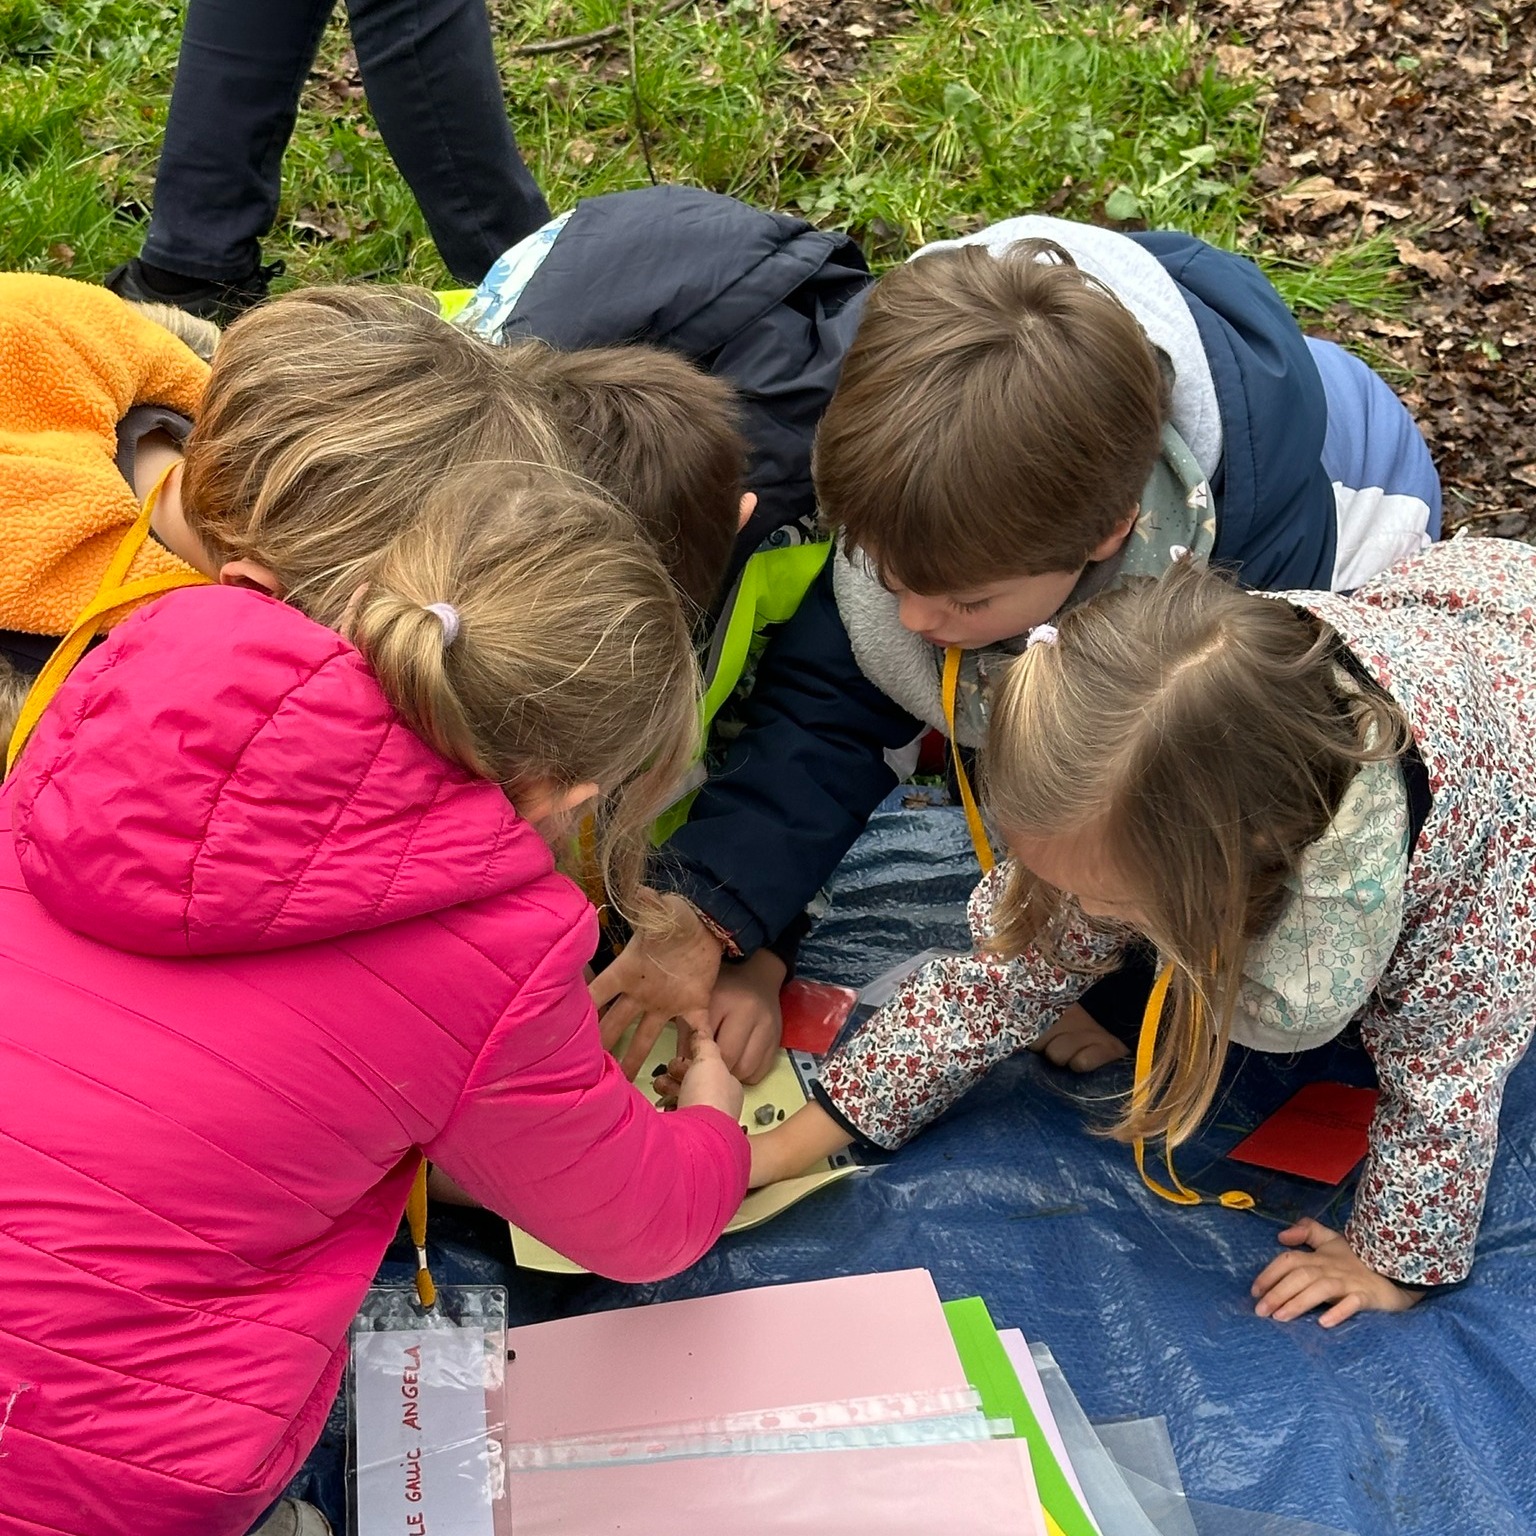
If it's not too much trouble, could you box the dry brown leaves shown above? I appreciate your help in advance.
[1194,0,1536,535]
[476,0,1536,534]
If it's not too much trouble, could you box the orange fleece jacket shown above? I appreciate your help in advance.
[0,273,208,638]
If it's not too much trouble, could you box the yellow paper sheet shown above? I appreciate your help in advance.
[510,1026,855,1275]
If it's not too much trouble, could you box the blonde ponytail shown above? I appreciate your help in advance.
[343,462,700,938]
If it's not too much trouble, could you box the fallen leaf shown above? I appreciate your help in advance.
[1393,237,1457,282]
[1272,173,1362,218]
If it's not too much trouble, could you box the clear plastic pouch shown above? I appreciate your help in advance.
[347,1285,509,1536]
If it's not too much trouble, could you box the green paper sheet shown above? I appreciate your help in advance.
[943,1297,1098,1536]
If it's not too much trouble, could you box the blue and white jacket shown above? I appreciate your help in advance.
[658,219,1441,955]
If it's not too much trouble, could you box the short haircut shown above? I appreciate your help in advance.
[515,342,747,615]
[814,241,1168,592]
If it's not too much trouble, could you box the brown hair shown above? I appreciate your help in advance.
[181,285,569,627]
[344,462,700,939]
[512,342,747,616]
[815,241,1168,593]
[981,561,1410,1145]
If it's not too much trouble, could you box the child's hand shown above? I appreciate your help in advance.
[707,950,787,1085]
[675,1022,744,1126]
[1251,1219,1424,1326]
[590,893,726,1079]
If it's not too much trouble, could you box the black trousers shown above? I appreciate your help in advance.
[141,0,550,285]
[1079,941,1160,1043]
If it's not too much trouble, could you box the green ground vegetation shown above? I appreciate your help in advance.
[0,0,1402,317]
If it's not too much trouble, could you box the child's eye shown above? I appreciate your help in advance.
[952,596,992,614]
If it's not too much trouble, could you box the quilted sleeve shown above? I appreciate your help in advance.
[427,911,749,1282]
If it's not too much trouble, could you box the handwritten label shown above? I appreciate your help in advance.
[354,1327,496,1536]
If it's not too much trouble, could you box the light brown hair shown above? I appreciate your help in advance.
[181,285,569,627]
[124,300,222,363]
[980,561,1410,1145]
[815,241,1168,593]
[345,462,700,939]
[511,341,747,616]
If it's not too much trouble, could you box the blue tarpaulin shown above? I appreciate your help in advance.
[329,797,1535,1536]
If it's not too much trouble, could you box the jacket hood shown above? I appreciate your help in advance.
[473,185,872,588]
[11,586,548,956]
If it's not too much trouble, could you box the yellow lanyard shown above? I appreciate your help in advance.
[943,653,1249,1214]
[406,1157,438,1308]
[6,464,207,772]
[1135,963,1253,1210]
[940,646,995,874]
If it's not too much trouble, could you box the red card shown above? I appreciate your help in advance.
[1227,1082,1380,1185]
[779,978,858,1055]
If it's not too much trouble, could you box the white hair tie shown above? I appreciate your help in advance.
[1169,545,1191,563]
[1025,624,1059,649]
[424,602,461,646]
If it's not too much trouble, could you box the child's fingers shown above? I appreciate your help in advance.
[598,996,640,1053]
[714,1009,755,1076]
[619,1010,672,1080]
[1318,1293,1366,1329]
[1253,1260,1325,1315]
[1278,1218,1337,1251]
[1252,1248,1311,1297]
[1269,1276,1346,1323]
[738,1028,778,1086]
[588,957,628,1011]
[688,1022,726,1066]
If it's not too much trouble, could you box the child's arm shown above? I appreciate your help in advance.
[430,929,749,1283]
[748,1101,852,1187]
[1339,1000,1522,1291]
[1248,985,1526,1319]
[809,870,1127,1155]
[593,569,923,1042]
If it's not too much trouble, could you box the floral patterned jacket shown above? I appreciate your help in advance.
[819,537,1536,1286]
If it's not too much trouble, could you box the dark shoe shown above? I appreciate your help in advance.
[104,256,284,326]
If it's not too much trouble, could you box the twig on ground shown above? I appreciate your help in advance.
[510,0,698,57]
[626,1,660,185]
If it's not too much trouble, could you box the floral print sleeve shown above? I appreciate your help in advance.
[818,866,1127,1150]
[1301,537,1536,1287]
[1350,988,1530,1286]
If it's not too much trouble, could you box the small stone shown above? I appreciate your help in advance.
[776,1109,786,1121]
[650,1062,668,1077]
[754,1104,777,1127]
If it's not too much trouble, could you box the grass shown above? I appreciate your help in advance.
[0,0,1403,319]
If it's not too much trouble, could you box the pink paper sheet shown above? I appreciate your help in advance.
[508,1440,1047,1536]
[503,1270,970,1446]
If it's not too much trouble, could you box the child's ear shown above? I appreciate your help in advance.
[516,780,601,838]
[1087,509,1139,563]
[737,491,758,531]
[218,560,285,598]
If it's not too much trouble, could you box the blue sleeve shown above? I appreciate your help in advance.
[655,564,922,953]
[1129,232,1337,591]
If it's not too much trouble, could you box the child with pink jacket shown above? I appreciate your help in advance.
[0,457,748,1533]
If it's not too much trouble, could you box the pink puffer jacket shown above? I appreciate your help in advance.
[0,586,748,1535]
